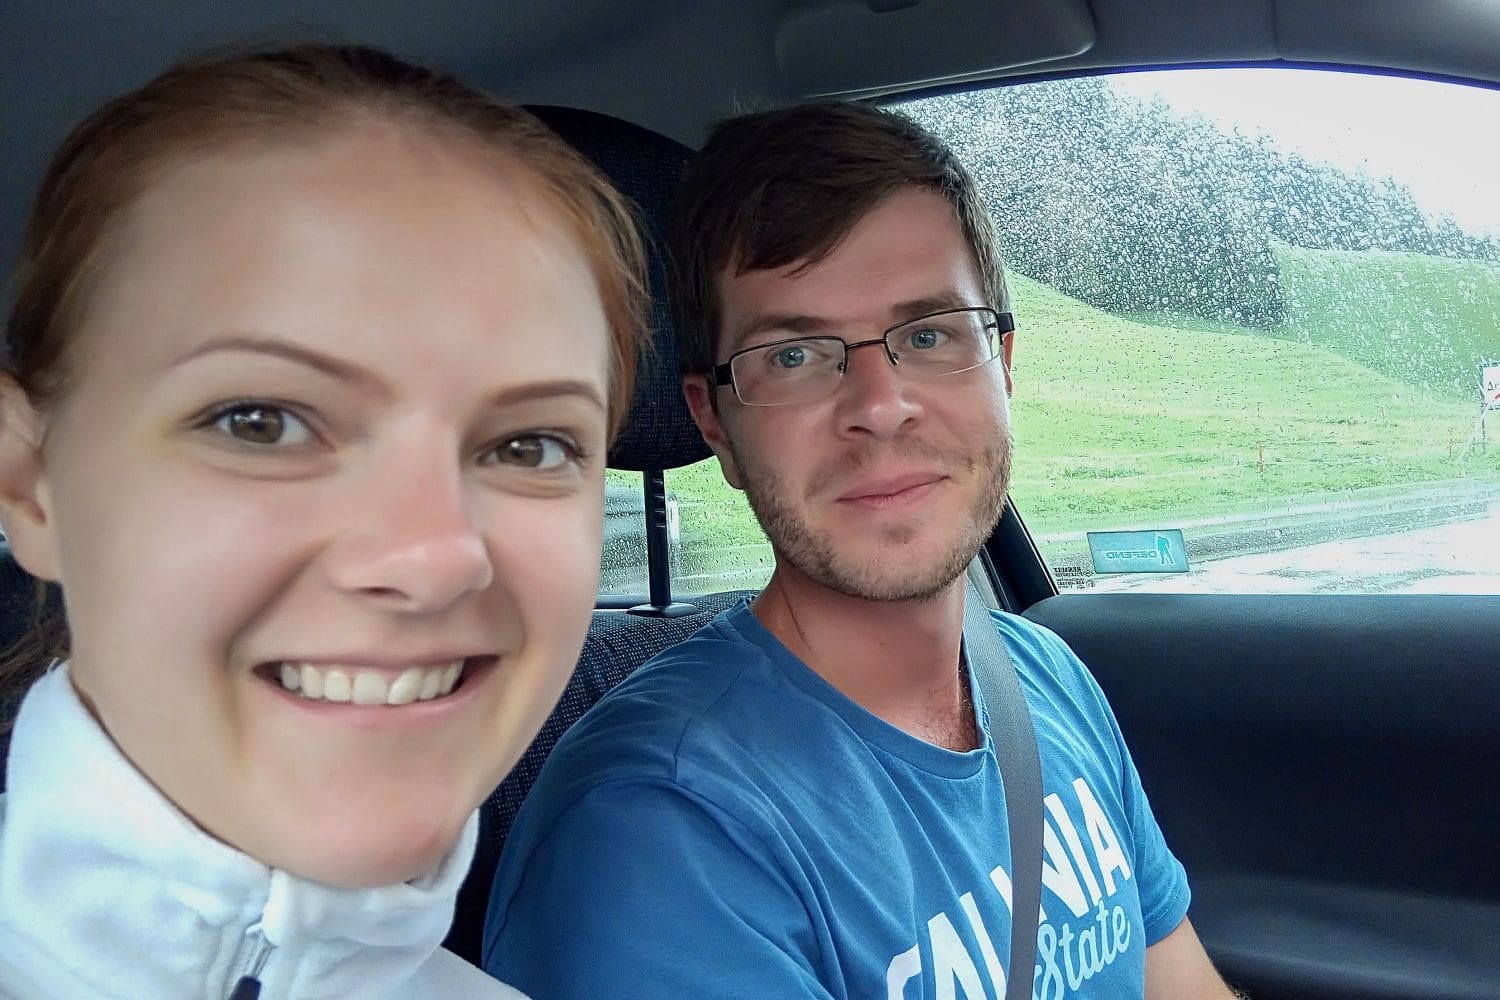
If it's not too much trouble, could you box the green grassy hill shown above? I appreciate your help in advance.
[1274,242,1500,400]
[996,273,1496,532]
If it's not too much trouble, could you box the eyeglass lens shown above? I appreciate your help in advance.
[730,308,1000,405]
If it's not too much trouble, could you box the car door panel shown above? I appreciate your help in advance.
[1023,593,1500,999]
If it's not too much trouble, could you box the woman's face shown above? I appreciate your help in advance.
[0,124,611,887]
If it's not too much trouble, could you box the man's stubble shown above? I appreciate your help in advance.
[731,431,1012,602]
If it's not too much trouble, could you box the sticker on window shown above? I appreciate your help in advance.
[1087,529,1190,574]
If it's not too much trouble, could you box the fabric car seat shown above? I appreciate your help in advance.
[441,106,757,965]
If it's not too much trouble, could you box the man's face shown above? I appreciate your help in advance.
[686,187,1016,601]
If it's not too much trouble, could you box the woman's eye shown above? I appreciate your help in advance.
[210,403,315,447]
[489,434,581,471]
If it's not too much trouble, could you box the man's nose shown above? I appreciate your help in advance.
[325,456,495,613]
[833,338,921,438]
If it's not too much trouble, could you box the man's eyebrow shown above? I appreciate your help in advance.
[168,334,385,394]
[889,292,974,319]
[732,312,838,346]
[731,292,981,348]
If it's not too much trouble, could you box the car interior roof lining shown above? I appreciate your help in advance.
[6,0,1500,317]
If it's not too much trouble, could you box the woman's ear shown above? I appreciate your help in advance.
[0,377,61,581]
[682,374,744,491]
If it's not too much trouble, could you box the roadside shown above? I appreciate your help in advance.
[1039,477,1500,591]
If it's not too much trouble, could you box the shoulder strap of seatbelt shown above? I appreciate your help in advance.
[962,581,1042,1000]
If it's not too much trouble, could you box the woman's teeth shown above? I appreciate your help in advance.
[277,661,465,705]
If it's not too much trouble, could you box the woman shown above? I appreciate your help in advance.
[0,45,645,998]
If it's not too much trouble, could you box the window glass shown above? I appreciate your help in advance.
[897,68,1500,594]
[601,464,773,597]
[599,471,650,596]
[667,459,774,593]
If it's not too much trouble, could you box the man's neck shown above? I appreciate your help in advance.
[751,564,978,751]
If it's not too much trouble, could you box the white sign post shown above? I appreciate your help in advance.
[1481,361,1500,453]
[1483,362,1500,411]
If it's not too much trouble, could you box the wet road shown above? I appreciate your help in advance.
[1092,504,1500,594]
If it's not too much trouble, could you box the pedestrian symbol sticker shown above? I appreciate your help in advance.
[1086,529,1190,574]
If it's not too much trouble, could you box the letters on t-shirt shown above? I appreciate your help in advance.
[885,774,1136,999]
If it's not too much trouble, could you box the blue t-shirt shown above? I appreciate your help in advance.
[484,602,1190,999]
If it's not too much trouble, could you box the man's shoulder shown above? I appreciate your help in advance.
[522,608,791,808]
[986,609,1125,743]
[988,609,1093,685]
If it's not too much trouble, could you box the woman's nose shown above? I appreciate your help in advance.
[325,460,495,613]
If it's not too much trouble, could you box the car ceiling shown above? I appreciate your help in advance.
[5,0,1500,304]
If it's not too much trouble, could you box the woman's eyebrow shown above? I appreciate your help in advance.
[169,336,605,413]
[168,333,387,396]
[487,379,606,413]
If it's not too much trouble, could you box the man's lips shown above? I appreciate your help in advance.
[836,471,946,503]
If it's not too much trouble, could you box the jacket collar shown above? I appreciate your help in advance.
[0,663,478,999]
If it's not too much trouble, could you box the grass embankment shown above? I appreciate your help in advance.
[1012,267,1499,533]
[626,251,1500,553]
[1275,242,1500,401]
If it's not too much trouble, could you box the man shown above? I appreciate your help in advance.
[485,102,1236,999]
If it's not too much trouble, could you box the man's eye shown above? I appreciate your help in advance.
[770,345,809,370]
[764,340,841,373]
[907,326,950,350]
[210,403,315,446]
[489,434,581,471]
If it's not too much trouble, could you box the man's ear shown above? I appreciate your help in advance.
[1000,329,1017,396]
[682,374,744,490]
[0,377,61,582]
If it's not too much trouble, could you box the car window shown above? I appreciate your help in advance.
[604,68,1500,599]
[667,459,775,593]
[897,68,1500,595]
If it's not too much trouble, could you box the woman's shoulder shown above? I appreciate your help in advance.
[417,948,531,998]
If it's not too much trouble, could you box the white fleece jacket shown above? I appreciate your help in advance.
[0,664,525,1000]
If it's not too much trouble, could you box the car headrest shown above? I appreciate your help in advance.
[526,106,712,472]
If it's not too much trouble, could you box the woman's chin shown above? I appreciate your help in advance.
[252,810,471,890]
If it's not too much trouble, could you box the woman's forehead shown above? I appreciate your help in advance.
[74,129,611,396]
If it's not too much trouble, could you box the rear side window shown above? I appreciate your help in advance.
[602,465,773,597]
[897,68,1500,595]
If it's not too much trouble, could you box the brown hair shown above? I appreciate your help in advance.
[0,44,649,717]
[666,101,1008,378]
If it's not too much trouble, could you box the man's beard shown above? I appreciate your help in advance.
[732,434,1011,602]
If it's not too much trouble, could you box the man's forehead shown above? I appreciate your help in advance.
[710,187,985,355]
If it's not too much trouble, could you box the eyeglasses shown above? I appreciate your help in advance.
[710,306,1013,406]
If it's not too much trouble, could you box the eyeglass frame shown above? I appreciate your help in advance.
[707,306,1015,406]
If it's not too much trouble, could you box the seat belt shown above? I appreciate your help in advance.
[962,582,1042,1000]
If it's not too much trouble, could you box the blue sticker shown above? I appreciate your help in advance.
[1086,529,1190,574]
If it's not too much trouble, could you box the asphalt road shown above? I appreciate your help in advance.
[1090,503,1500,594]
